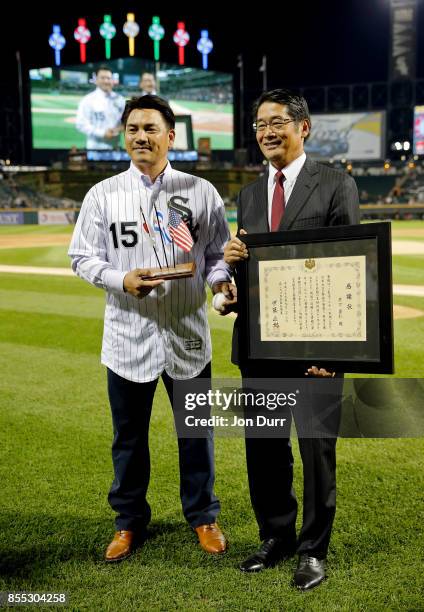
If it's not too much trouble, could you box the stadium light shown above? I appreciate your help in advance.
[49,25,66,66]
[391,141,410,152]
[149,16,165,61]
[74,18,91,64]
[100,15,116,60]
[123,13,140,57]
[197,30,213,70]
[173,22,190,65]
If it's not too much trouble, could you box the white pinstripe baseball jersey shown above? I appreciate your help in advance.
[75,88,125,150]
[68,162,232,383]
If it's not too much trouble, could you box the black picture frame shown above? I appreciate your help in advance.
[237,222,394,374]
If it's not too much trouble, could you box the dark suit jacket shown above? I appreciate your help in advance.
[232,157,360,366]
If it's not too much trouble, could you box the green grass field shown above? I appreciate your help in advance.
[31,93,233,150]
[1,223,423,610]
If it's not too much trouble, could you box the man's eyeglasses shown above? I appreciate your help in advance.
[253,118,295,133]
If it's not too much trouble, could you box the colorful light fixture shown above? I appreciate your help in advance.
[123,13,140,57]
[197,30,213,70]
[173,22,189,66]
[74,18,91,64]
[148,16,164,61]
[99,15,116,60]
[49,25,66,66]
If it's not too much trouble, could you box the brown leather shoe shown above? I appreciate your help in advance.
[194,523,227,554]
[105,530,136,562]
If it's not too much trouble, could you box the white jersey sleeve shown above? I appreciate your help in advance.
[204,185,232,288]
[68,188,126,293]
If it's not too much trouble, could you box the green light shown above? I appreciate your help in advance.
[100,14,116,60]
[148,16,164,61]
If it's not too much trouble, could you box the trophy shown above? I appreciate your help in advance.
[141,196,197,280]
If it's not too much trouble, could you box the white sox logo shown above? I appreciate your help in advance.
[168,196,199,243]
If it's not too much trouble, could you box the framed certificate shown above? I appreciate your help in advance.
[237,222,394,373]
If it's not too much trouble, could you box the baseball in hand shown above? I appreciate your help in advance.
[212,292,227,312]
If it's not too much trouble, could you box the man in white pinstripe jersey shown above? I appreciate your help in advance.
[69,95,236,562]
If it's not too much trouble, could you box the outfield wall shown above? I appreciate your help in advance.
[0,210,76,225]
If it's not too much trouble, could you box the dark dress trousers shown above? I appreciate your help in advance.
[233,158,360,558]
[107,362,220,532]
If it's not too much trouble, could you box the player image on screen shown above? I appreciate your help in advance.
[139,72,157,96]
[75,65,125,150]
[30,58,234,151]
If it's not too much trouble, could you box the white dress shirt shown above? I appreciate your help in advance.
[68,162,232,382]
[75,87,125,150]
[267,152,306,228]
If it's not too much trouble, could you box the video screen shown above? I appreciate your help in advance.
[413,106,424,155]
[305,111,385,160]
[29,58,234,151]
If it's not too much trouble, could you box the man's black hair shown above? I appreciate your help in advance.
[253,88,311,138]
[96,65,112,75]
[121,95,175,130]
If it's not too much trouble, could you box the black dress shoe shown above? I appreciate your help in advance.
[294,555,326,590]
[239,538,293,572]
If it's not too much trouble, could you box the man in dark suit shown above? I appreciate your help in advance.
[223,89,360,590]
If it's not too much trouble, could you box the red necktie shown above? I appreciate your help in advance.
[271,170,286,231]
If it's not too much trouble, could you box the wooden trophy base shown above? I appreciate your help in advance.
[141,261,196,280]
